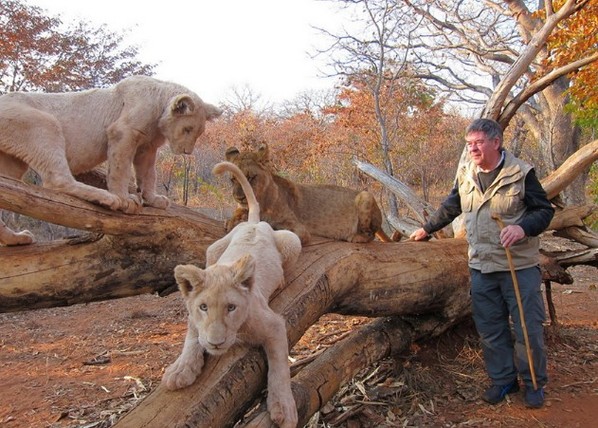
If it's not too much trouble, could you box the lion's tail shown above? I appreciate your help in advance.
[212,161,260,224]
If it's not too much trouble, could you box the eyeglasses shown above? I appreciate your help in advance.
[465,139,488,149]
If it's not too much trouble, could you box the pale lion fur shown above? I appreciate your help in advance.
[0,75,221,246]
[224,143,391,244]
[162,161,301,428]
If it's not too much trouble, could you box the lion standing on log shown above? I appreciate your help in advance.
[224,143,391,244]
[0,75,221,246]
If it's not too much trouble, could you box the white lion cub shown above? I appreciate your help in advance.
[0,75,221,246]
[162,161,302,428]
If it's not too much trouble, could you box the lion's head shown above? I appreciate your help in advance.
[174,254,254,355]
[160,94,221,155]
[225,143,279,207]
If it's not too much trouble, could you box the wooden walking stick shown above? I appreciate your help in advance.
[492,214,538,390]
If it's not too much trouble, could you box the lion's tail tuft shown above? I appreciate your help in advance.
[213,161,260,224]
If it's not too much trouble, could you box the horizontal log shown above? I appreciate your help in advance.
[0,176,225,312]
[114,238,471,428]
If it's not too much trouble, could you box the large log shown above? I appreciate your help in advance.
[113,238,470,428]
[0,176,224,312]
[244,315,459,428]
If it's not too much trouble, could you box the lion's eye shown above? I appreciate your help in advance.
[183,126,193,134]
[199,303,208,312]
[227,304,236,312]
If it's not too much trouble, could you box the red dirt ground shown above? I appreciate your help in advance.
[0,256,596,427]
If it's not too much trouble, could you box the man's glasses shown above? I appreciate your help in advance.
[465,139,488,149]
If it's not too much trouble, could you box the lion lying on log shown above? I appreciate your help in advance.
[0,75,221,246]
[162,161,301,428]
[224,143,391,244]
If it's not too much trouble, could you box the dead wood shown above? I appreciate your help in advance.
[542,139,598,200]
[554,226,598,250]
[243,315,462,428]
[549,205,597,230]
[0,176,224,312]
[113,238,471,428]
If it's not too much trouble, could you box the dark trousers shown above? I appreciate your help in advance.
[470,266,547,389]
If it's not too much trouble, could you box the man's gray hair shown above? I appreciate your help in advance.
[466,118,503,145]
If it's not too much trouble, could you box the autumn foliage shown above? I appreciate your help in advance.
[541,0,598,125]
[0,0,155,93]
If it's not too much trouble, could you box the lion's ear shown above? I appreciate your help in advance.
[257,142,269,161]
[225,147,240,161]
[171,94,195,115]
[174,264,205,297]
[204,102,222,121]
[232,254,255,290]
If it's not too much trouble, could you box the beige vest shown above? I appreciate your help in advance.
[457,150,539,273]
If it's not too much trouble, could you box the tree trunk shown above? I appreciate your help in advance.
[242,315,456,428]
[0,176,224,312]
[114,238,471,428]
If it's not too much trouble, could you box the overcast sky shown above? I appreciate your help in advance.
[28,0,344,106]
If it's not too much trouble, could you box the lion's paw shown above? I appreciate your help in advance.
[5,230,35,246]
[161,358,202,390]
[120,194,143,214]
[144,194,170,209]
[268,393,298,428]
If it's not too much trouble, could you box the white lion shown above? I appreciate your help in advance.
[162,161,301,428]
[0,75,221,246]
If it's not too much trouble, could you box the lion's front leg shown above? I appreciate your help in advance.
[350,191,379,243]
[259,311,298,428]
[133,145,170,209]
[162,321,205,390]
[105,127,144,214]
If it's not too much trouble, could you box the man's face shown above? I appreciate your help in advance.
[465,131,501,171]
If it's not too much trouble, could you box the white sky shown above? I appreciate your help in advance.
[28,0,344,106]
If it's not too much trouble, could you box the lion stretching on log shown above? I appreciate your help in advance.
[162,161,301,428]
[224,143,391,244]
[0,75,221,246]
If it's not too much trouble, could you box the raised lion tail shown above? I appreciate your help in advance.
[212,161,260,224]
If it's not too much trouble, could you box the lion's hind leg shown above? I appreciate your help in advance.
[0,153,35,245]
[0,218,35,246]
[273,229,302,271]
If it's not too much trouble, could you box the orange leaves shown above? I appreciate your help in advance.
[0,0,155,93]
[543,0,598,123]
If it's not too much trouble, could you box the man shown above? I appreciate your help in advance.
[410,118,554,408]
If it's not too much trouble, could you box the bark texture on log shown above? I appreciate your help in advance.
[114,238,471,428]
[0,177,224,312]
[244,315,459,428]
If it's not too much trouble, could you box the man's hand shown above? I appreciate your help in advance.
[499,224,525,248]
[409,228,429,241]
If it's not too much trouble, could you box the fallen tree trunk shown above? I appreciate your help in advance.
[243,314,457,428]
[114,238,471,428]
[0,176,224,312]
